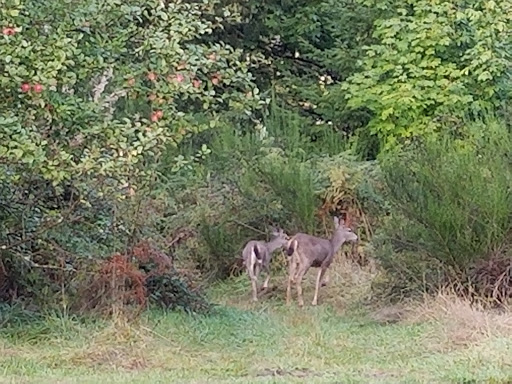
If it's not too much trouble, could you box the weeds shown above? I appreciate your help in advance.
[404,290,512,348]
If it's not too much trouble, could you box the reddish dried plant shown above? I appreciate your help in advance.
[77,240,173,315]
[100,253,147,308]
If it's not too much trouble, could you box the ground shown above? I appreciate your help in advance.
[1,259,511,384]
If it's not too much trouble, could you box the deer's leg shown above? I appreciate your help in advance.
[251,278,258,301]
[262,266,270,289]
[295,264,309,307]
[251,263,260,302]
[286,257,297,305]
[321,269,330,287]
[312,266,327,306]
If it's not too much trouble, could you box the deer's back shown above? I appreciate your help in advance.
[292,233,333,262]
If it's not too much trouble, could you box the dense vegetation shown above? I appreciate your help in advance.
[1,0,511,316]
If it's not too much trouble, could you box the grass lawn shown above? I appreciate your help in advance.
[1,263,511,384]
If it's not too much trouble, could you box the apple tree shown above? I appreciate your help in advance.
[0,0,264,297]
[0,0,263,195]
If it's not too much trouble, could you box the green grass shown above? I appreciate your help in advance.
[1,272,511,384]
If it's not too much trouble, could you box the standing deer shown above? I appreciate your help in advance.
[242,227,289,302]
[286,217,358,307]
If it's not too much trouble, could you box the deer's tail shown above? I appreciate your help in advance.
[253,244,262,261]
[247,245,263,281]
[286,239,298,257]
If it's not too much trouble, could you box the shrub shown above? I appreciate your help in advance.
[199,220,245,280]
[75,240,210,315]
[374,115,512,300]
[253,156,319,233]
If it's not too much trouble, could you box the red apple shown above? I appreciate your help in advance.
[192,79,201,88]
[20,83,31,92]
[147,72,157,82]
[33,83,44,93]
[211,73,222,85]
[151,110,163,122]
[2,27,15,36]
[175,73,184,83]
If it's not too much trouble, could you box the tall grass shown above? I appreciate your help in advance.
[375,115,512,294]
[254,156,319,233]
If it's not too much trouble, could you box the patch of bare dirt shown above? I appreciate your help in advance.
[69,345,149,371]
[255,367,319,378]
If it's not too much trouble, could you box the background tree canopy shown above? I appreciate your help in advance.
[345,0,512,149]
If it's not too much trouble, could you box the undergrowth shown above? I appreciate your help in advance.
[374,115,512,302]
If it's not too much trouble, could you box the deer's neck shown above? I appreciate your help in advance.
[330,231,347,255]
[266,237,283,253]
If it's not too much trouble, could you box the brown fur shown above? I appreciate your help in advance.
[286,217,358,307]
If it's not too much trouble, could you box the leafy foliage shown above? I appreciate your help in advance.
[0,0,264,312]
[209,0,377,156]
[258,0,377,129]
[345,0,512,148]
[0,0,263,196]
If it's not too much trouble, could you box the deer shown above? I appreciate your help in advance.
[285,216,358,307]
[242,227,289,302]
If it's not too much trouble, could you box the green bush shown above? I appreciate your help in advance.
[374,115,512,297]
[345,0,512,150]
[251,156,319,233]
[199,220,246,280]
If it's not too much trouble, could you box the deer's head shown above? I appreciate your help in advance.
[270,227,290,246]
[333,216,358,243]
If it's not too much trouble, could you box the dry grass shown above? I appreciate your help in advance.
[321,251,378,308]
[403,290,512,348]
